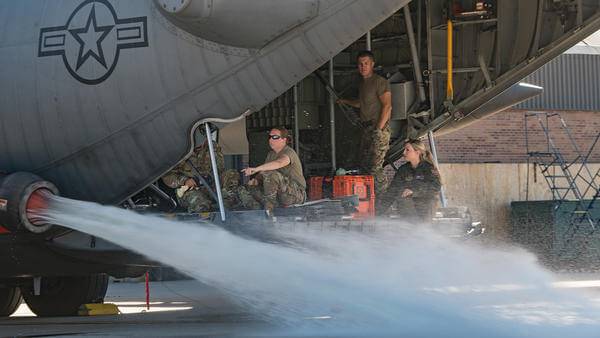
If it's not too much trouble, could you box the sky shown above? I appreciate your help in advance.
[578,29,600,46]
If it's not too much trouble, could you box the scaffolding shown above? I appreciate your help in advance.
[525,112,600,260]
[525,112,600,227]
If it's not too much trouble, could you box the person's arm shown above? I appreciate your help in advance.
[242,155,291,176]
[162,171,193,189]
[376,91,392,130]
[376,170,405,214]
[337,98,360,108]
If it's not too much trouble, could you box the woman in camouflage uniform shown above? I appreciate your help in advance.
[377,139,441,222]
[241,127,306,212]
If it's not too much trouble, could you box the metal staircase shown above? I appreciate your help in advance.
[525,112,600,231]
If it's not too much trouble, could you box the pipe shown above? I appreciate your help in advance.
[366,30,372,51]
[404,4,426,103]
[417,0,422,58]
[437,83,543,136]
[446,19,453,100]
[426,0,435,115]
[329,60,337,171]
[127,198,136,208]
[313,71,363,127]
[205,123,226,221]
[193,108,252,125]
[0,172,59,233]
[149,183,177,209]
[293,84,300,156]
[428,131,447,207]
[186,159,219,202]
[478,54,492,88]
[186,108,253,172]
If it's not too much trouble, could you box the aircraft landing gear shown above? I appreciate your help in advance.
[20,274,109,317]
[0,286,23,317]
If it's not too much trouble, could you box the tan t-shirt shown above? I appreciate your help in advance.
[265,145,306,189]
[359,74,391,123]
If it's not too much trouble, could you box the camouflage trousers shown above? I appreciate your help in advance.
[245,170,306,210]
[178,188,212,213]
[178,169,260,212]
[222,185,262,210]
[359,122,391,197]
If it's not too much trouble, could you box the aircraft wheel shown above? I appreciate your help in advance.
[0,287,23,317]
[21,274,109,317]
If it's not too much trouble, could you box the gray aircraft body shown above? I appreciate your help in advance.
[0,0,599,317]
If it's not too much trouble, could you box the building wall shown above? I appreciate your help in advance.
[438,163,600,241]
[515,49,600,111]
[433,109,600,163]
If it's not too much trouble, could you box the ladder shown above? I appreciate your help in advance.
[525,112,599,230]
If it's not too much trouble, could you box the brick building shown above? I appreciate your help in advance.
[435,109,600,164]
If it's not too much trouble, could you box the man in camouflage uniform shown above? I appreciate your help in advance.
[162,141,259,212]
[338,50,392,196]
[241,127,306,212]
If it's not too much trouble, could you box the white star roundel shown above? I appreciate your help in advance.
[38,0,148,85]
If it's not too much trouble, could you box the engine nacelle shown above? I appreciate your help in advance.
[0,172,58,233]
[154,0,319,48]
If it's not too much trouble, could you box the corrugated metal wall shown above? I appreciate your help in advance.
[515,46,600,111]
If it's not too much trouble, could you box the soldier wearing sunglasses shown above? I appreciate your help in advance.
[241,127,306,212]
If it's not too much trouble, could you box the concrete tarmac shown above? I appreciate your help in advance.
[2,280,274,337]
[4,274,600,337]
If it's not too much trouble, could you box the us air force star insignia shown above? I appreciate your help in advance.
[38,0,148,85]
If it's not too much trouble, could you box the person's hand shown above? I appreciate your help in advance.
[401,189,413,198]
[185,178,197,188]
[241,167,257,176]
[248,178,258,186]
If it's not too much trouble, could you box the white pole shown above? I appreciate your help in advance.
[329,60,336,171]
[205,124,226,221]
[293,84,300,156]
[428,131,447,207]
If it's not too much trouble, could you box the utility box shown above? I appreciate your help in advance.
[333,175,375,219]
[390,81,415,120]
[512,200,600,270]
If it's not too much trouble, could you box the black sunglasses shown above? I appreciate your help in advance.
[268,134,282,140]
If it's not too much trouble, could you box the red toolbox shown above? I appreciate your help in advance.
[308,176,333,201]
[333,175,375,218]
[308,177,323,201]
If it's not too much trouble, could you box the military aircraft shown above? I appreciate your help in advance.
[1,0,599,317]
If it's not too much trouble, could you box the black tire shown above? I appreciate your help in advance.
[0,287,23,317]
[21,274,109,317]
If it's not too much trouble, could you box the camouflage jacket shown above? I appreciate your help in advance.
[161,141,225,189]
[378,160,440,210]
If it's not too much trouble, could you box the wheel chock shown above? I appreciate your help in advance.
[77,303,120,316]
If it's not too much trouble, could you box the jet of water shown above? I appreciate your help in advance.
[35,194,600,337]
